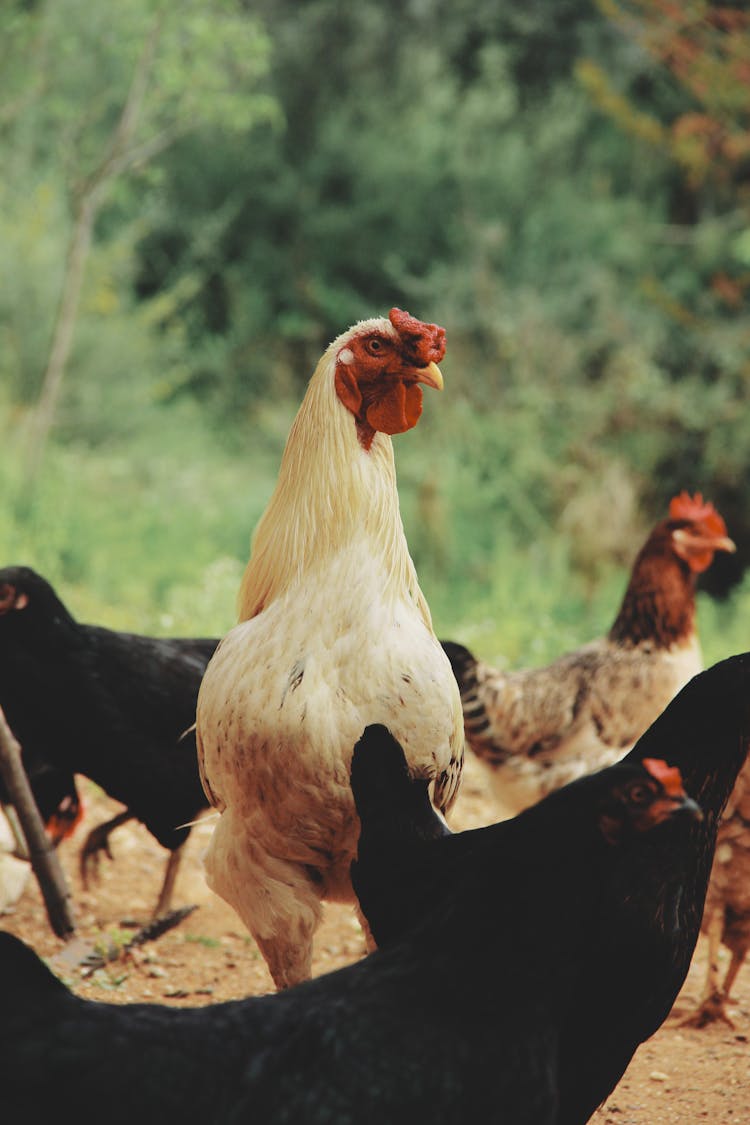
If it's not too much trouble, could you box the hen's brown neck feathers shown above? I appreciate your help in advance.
[608,525,697,649]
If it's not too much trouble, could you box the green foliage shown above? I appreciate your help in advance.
[0,0,277,452]
[0,0,749,664]
[4,388,749,674]
[0,392,293,635]
[0,0,276,182]
[0,178,66,402]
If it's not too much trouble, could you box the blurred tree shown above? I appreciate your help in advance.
[580,2,749,259]
[3,0,747,607]
[135,0,617,410]
[0,0,276,485]
[576,0,750,592]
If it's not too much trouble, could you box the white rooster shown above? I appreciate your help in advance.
[196,308,464,989]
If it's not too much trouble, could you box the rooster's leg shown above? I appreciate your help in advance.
[252,919,317,991]
[203,812,323,990]
[236,873,321,990]
[79,810,134,888]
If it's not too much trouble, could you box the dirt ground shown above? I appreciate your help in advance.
[3,752,750,1123]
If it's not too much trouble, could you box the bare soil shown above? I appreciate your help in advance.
[3,753,750,1123]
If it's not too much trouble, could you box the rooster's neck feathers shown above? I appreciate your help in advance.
[608,530,696,649]
[237,320,431,629]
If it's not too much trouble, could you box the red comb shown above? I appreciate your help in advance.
[668,492,727,536]
[389,308,446,365]
[642,758,686,798]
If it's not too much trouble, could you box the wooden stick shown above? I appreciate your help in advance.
[0,705,75,938]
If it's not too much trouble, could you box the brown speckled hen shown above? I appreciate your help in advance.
[442,493,735,817]
[682,756,750,1028]
[196,309,464,990]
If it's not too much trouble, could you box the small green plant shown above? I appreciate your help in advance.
[92,926,137,960]
[88,968,130,990]
[184,934,221,950]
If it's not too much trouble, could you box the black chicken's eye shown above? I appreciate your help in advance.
[628,784,651,805]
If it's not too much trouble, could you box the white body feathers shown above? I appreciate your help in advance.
[196,318,463,986]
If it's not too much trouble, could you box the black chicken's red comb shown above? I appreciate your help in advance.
[389,308,446,365]
[642,758,686,798]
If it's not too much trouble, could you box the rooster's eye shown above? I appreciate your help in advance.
[365,337,386,357]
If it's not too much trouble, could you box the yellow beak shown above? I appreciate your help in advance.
[415,361,444,391]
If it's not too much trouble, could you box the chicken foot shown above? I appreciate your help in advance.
[680,906,736,1028]
[80,810,187,919]
[79,810,135,887]
[151,841,186,919]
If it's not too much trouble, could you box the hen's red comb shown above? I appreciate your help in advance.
[389,308,446,365]
[669,491,727,536]
[642,758,686,798]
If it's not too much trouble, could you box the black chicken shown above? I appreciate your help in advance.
[0,721,700,1125]
[0,761,82,848]
[0,565,219,917]
[352,654,750,1124]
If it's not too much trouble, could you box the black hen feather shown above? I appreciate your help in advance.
[351,724,450,946]
[351,654,750,1124]
[0,696,711,1125]
[0,565,219,913]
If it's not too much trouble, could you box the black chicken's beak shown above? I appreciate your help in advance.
[646,792,703,831]
[674,794,703,822]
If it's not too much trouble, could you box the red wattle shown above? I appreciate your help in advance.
[366,383,423,435]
